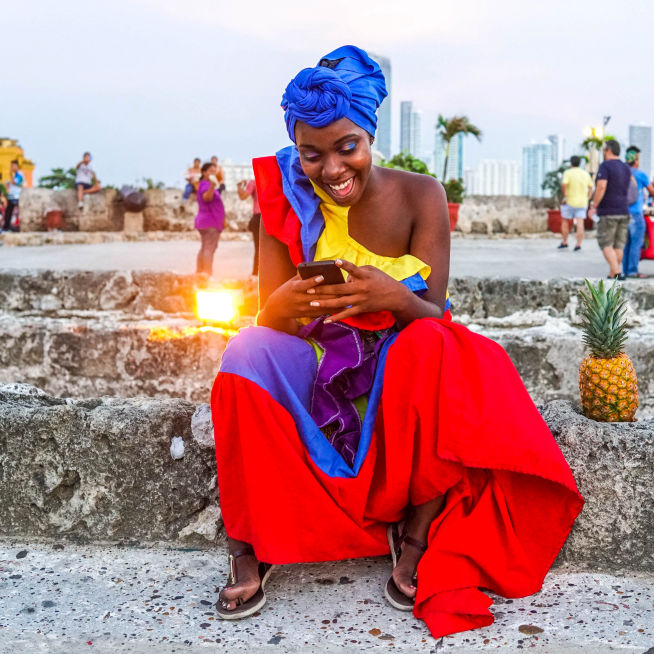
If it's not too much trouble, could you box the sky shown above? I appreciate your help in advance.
[3,0,652,187]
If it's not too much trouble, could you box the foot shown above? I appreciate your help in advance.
[391,538,423,599]
[218,552,262,611]
[557,243,568,249]
[574,245,582,251]
[78,201,84,209]
[607,273,625,280]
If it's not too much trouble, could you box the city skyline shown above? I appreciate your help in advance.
[4,0,653,187]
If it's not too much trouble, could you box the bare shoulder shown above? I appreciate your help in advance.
[374,165,445,207]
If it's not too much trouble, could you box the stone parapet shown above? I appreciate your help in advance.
[457,195,552,234]
[1,384,652,571]
[17,188,251,233]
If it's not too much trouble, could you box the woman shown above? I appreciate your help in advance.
[211,46,583,638]
[195,162,225,277]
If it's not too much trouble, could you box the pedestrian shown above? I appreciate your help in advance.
[210,156,226,193]
[622,146,654,279]
[237,178,261,275]
[3,160,24,232]
[183,158,202,200]
[588,140,633,279]
[195,162,225,277]
[558,155,593,251]
[75,152,102,209]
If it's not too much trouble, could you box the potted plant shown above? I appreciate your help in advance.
[443,178,464,231]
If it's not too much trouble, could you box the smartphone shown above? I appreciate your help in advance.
[297,260,345,285]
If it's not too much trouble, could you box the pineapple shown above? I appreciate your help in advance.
[578,279,638,422]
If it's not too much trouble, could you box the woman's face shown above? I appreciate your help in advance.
[203,164,217,179]
[295,118,373,206]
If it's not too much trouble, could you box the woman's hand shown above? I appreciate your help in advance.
[307,259,411,323]
[259,273,345,327]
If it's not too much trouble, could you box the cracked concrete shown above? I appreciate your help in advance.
[1,543,652,653]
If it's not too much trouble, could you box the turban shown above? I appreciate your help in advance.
[281,45,387,143]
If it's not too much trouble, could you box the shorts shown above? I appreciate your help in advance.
[597,215,630,250]
[561,203,587,220]
[76,182,92,190]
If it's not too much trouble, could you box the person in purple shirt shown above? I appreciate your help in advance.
[195,162,225,276]
[588,140,633,279]
[623,145,654,278]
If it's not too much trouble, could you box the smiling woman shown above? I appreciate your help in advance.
[209,45,583,639]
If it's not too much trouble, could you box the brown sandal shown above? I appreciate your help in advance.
[384,523,427,611]
[216,545,274,620]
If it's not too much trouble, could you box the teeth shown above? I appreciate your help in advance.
[329,179,352,191]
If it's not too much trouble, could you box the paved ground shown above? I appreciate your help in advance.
[1,543,652,654]
[2,237,654,280]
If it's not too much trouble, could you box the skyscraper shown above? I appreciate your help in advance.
[434,131,462,180]
[629,123,652,177]
[547,134,566,168]
[370,52,391,160]
[399,101,422,158]
[465,160,521,195]
[521,140,556,197]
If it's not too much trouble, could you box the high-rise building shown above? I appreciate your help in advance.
[521,140,556,197]
[434,131,462,180]
[220,158,254,191]
[370,52,391,160]
[399,101,422,158]
[465,160,521,195]
[547,134,566,168]
[629,123,652,178]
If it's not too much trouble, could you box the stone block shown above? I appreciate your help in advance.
[1,385,652,570]
[0,384,220,545]
[123,211,144,233]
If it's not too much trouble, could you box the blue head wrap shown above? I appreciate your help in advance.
[281,45,387,143]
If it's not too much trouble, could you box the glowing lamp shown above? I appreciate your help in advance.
[196,290,236,323]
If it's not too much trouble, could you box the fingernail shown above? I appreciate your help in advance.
[324,319,332,324]
[310,301,320,307]
[315,275,324,282]
[335,260,342,266]
[307,288,315,294]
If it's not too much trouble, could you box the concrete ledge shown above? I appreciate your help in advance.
[0,384,220,546]
[0,230,253,247]
[1,385,652,571]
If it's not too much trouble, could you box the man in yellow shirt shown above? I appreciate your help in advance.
[559,156,593,250]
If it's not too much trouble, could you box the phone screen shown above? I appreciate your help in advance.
[297,260,345,285]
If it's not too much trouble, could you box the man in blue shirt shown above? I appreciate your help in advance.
[588,140,633,279]
[2,160,24,232]
[623,145,654,278]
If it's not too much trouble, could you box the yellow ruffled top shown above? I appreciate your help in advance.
[311,182,431,283]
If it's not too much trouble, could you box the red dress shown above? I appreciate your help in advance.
[210,156,584,638]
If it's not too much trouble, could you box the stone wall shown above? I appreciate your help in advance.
[1,383,652,570]
[0,272,651,411]
[18,188,555,235]
[18,188,251,233]
[457,195,551,235]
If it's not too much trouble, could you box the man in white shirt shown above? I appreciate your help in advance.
[76,152,101,209]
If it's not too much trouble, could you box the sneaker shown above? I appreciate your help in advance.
[77,201,84,209]
[557,243,568,249]
[607,273,626,281]
[573,245,581,251]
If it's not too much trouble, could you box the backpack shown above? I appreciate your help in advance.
[626,174,639,206]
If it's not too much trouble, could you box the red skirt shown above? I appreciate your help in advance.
[211,318,583,638]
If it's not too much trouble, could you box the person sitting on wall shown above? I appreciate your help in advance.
[3,160,24,232]
[183,158,202,200]
[210,155,226,194]
[75,152,102,210]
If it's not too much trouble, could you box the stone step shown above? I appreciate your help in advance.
[1,385,652,573]
[0,313,650,415]
[3,542,652,652]
[2,270,652,320]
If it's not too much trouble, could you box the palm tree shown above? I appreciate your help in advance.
[436,115,482,181]
[38,167,77,190]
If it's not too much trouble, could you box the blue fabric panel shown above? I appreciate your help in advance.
[275,146,325,262]
[219,325,396,479]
